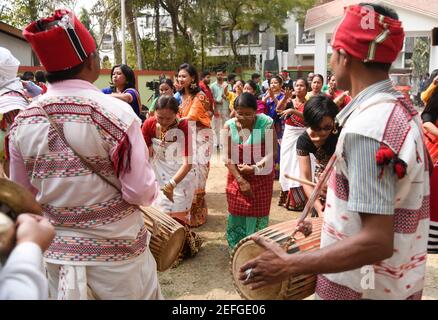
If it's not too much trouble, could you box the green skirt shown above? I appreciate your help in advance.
[226,214,269,250]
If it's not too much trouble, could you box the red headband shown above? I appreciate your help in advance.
[331,5,405,64]
[23,9,96,72]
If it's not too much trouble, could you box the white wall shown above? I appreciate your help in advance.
[0,33,33,66]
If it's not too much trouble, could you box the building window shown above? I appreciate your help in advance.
[275,34,288,52]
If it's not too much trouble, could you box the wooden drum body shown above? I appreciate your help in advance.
[231,218,323,300]
[141,206,186,272]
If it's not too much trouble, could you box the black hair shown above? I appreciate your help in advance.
[245,80,258,93]
[155,95,179,114]
[251,73,261,80]
[234,92,258,111]
[359,2,399,20]
[295,77,309,91]
[359,3,399,72]
[109,64,136,92]
[424,69,438,91]
[21,71,34,81]
[311,74,324,84]
[160,78,175,90]
[34,70,46,83]
[303,95,339,128]
[178,63,201,96]
[200,71,211,79]
[227,73,237,82]
[45,61,87,84]
[269,75,283,86]
[422,70,438,116]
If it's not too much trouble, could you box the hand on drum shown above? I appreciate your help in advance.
[238,235,293,290]
[297,220,312,237]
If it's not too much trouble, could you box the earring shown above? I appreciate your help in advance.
[190,82,197,90]
[332,126,338,135]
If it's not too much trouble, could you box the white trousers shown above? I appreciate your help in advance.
[45,249,163,300]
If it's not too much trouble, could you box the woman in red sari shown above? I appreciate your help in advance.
[421,70,438,253]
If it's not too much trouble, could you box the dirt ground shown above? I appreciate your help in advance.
[158,152,438,300]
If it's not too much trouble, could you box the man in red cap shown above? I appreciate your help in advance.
[8,9,162,300]
[239,3,430,300]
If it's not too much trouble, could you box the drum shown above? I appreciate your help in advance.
[231,217,323,300]
[141,206,186,272]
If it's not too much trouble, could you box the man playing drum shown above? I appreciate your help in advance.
[8,9,162,300]
[239,3,430,300]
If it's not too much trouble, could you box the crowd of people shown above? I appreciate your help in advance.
[0,2,437,300]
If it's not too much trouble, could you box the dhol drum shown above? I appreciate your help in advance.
[231,217,323,300]
[141,206,186,272]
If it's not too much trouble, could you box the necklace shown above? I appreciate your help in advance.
[158,119,179,142]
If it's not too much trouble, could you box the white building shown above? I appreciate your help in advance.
[304,0,438,78]
[206,14,316,74]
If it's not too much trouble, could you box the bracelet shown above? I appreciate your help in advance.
[169,179,177,188]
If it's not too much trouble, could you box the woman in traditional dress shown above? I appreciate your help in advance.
[305,74,324,100]
[224,93,277,250]
[148,78,175,117]
[102,64,142,117]
[178,63,212,227]
[243,80,267,115]
[296,95,339,217]
[262,76,285,181]
[277,78,310,211]
[421,70,438,254]
[141,95,202,263]
[324,74,351,110]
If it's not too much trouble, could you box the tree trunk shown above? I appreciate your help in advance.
[112,26,122,65]
[229,28,239,62]
[154,0,161,62]
[125,0,143,69]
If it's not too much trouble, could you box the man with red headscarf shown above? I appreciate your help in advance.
[239,3,430,300]
[8,9,162,300]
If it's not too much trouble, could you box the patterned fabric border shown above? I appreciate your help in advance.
[43,195,137,229]
[328,170,349,202]
[45,226,148,262]
[315,275,362,300]
[394,196,430,234]
[381,102,412,154]
[24,154,114,179]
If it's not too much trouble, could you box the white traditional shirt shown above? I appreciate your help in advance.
[9,79,158,266]
[316,80,430,300]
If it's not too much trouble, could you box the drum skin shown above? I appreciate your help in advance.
[231,218,323,300]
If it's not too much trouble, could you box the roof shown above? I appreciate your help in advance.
[0,21,25,41]
[305,0,438,30]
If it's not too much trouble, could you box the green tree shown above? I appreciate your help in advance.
[412,37,430,78]
[218,0,316,62]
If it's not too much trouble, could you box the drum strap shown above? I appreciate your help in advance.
[38,106,161,236]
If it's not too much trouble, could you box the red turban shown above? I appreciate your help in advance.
[23,9,96,73]
[331,5,405,64]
